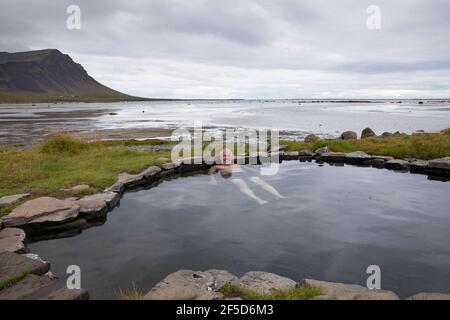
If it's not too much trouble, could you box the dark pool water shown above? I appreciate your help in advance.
[28,161,450,299]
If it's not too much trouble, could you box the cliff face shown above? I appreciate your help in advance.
[0,49,140,102]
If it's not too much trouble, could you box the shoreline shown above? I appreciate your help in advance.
[0,129,449,299]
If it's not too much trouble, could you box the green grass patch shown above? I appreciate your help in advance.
[0,134,171,217]
[117,283,145,300]
[0,268,30,290]
[219,284,322,300]
[282,130,450,160]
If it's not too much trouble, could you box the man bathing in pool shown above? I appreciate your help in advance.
[208,148,286,205]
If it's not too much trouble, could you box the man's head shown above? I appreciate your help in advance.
[219,148,234,165]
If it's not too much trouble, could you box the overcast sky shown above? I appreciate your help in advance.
[1,0,450,99]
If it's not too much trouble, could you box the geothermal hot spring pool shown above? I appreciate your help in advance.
[28,161,450,299]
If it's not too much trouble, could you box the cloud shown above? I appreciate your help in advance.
[1,0,449,98]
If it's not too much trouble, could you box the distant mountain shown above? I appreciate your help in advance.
[0,49,146,103]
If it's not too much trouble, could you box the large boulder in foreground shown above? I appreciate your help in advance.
[301,279,399,300]
[235,271,297,295]
[1,197,79,227]
[0,228,27,253]
[145,269,237,300]
[361,127,376,139]
[340,131,357,140]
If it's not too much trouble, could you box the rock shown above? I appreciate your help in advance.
[22,253,47,265]
[315,147,330,156]
[0,193,30,208]
[428,157,450,170]
[345,151,372,164]
[381,132,394,138]
[318,152,346,163]
[298,149,315,157]
[235,271,297,295]
[76,192,119,219]
[373,155,394,161]
[145,269,237,300]
[407,292,450,300]
[105,172,144,193]
[282,152,299,161]
[44,271,57,280]
[362,158,385,168]
[304,134,319,143]
[0,228,27,253]
[410,160,429,172]
[301,279,399,300]
[0,251,50,280]
[269,145,287,153]
[62,185,90,192]
[340,131,357,140]
[0,273,88,300]
[160,162,180,171]
[361,128,376,139]
[141,166,162,178]
[2,197,80,227]
[385,159,410,171]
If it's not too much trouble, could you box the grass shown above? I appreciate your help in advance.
[118,283,145,300]
[281,129,450,160]
[0,133,171,217]
[0,268,30,290]
[219,284,322,300]
[117,283,198,300]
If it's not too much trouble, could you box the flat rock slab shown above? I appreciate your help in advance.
[428,157,450,170]
[0,228,27,253]
[105,173,144,193]
[345,151,372,164]
[373,155,394,161]
[363,158,385,168]
[0,193,30,208]
[145,269,237,300]
[1,197,80,227]
[282,152,300,160]
[407,292,450,300]
[301,279,399,300]
[0,251,49,281]
[410,160,429,170]
[298,149,315,157]
[0,273,88,300]
[76,192,119,218]
[235,271,297,294]
[141,165,163,177]
[161,162,180,171]
[385,159,410,171]
[318,152,347,163]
